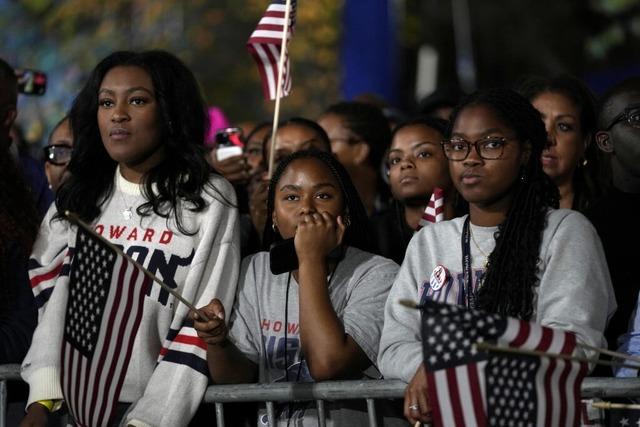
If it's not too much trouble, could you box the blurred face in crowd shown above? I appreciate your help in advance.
[532,91,587,186]
[264,123,329,169]
[318,113,366,169]
[599,90,640,177]
[245,125,269,175]
[448,104,530,209]
[387,124,450,203]
[0,79,17,147]
[97,66,163,179]
[272,157,345,240]
[44,118,74,192]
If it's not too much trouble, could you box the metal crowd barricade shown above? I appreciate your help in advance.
[2,363,640,427]
[203,379,407,427]
[0,364,21,427]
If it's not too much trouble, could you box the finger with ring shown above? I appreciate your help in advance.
[409,404,419,411]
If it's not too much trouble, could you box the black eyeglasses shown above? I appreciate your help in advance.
[441,136,516,161]
[43,144,73,165]
[605,103,640,130]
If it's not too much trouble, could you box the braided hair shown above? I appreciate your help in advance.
[262,149,373,253]
[447,88,559,320]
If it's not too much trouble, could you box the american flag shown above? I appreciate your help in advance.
[61,228,151,427]
[417,187,444,230]
[246,0,297,100]
[421,300,587,427]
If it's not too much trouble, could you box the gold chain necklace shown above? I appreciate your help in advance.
[469,226,490,269]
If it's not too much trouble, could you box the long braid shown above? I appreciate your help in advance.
[447,88,559,320]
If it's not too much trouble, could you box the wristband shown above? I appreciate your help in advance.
[35,399,63,412]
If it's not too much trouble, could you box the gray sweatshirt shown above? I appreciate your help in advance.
[378,209,616,383]
[229,247,402,426]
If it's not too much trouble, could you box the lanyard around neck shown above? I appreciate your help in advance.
[461,216,476,309]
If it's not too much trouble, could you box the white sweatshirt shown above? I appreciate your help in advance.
[22,170,240,426]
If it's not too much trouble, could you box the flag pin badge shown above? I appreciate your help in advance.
[429,265,448,291]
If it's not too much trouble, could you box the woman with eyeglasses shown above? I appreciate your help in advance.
[378,88,615,426]
[318,101,392,216]
[43,116,73,192]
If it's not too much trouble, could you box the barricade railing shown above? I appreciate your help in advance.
[2,364,640,427]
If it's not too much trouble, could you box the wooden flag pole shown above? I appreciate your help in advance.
[266,0,293,179]
[577,341,640,366]
[592,401,640,411]
[64,211,210,321]
[476,341,640,371]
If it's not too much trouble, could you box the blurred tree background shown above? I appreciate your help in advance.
[0,0,638,150]
[0,0,341,144]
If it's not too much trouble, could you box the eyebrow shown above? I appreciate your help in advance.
[451,128,504,138]
[279,182,337,192]
[555,114,577,120]
[98,86,154,97]
[389,141,437,154]
[279,184,301,192]
[299,138,320,148]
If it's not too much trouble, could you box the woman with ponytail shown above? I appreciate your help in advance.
[378,88,615,425]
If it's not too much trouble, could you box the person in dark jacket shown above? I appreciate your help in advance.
[0,57,39,363]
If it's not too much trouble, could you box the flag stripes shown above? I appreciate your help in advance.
[247,0,297,100]
[422,300,586,427]
[61,229,150,427]
[417,187,445,230]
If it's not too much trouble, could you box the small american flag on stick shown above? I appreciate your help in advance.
[417,187,444,230]
[61,227,151,427]
[421,299,587,427]
[247,0,297,100]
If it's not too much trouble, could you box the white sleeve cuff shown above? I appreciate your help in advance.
[24,366,64,408]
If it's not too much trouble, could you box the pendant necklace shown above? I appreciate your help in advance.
[117,172,138,221]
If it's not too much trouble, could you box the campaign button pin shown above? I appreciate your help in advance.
[430,265,448,291]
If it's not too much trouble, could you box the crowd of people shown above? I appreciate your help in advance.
[1,48,639,426]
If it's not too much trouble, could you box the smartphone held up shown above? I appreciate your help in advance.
[15,68,47,96]
[215,127,244,161]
